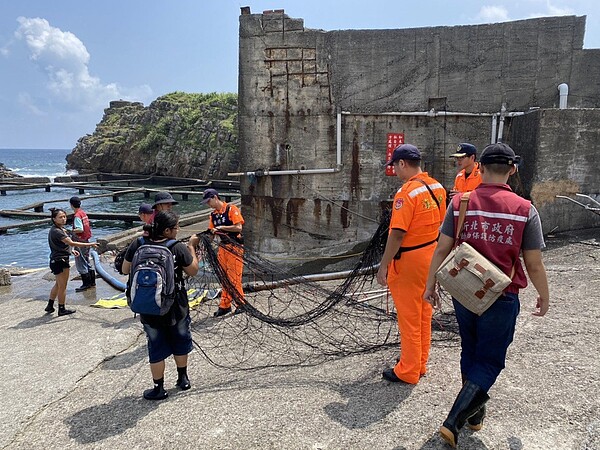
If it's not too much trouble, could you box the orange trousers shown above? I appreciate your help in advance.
[217,245,244,309]
[387,244,435,384]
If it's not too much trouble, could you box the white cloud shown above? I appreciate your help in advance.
[17,92,46,116]
[478,6,510,23]
[529,1,574,18]
[13,17,152,112]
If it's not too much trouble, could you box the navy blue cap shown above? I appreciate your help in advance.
[480,143,520,165]
[138,203,153,214]
[386,144,422,166]
[450,143,477,158]
[201,188,219,204]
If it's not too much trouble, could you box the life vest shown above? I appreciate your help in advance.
[73,209,92,241]
[452,183,531,293]
[211,204,244,245]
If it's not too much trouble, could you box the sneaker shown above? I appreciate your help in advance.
[176,375,191,391]
[143,386,168,400]
[58,308,75,316]
[213,307,231,317]
[44,304,55,313]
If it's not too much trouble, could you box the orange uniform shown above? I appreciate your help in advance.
[387,172,446,383]
[209,202,245,309]
[452,162,482,193]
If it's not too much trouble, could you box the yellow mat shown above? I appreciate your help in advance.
[91,289,208,309]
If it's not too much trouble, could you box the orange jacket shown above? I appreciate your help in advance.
[389,172,447,248]
[452,162,482,192]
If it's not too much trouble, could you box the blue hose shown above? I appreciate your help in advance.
[91,250,127,291]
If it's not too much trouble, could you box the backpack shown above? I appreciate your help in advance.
[126,238,178,316]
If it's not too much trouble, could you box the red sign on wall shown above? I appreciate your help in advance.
[385,133,405,176]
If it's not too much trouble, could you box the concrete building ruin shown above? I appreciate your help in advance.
[236,8,600,268]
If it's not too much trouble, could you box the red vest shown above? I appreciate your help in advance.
[452,183,531,293]
[74,209,92,241]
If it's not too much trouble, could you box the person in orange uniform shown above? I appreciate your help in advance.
[202,188,245,317]
[449,143,481,199]
[376,144,447,384]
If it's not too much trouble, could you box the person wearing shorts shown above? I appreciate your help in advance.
[46,208,98,316]
[122,210,199,400]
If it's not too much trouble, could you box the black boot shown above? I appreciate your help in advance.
[467,404,486,431]
[75,273,91,292]
[440,380,489,448]
[459,373,486,431]
[89,270,96,287]
[213,306,231,317]
[143,378,168,400]
[58,304,75,316]
[44,299,55,313]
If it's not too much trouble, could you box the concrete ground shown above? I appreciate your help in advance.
[0,229,598,450]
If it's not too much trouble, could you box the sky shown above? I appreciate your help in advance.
[1,0,599,149]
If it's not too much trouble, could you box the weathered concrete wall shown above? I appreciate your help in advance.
[509,109,600,233]
[238,11,599,265]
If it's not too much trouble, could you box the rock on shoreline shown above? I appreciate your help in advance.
[0,162,22,178]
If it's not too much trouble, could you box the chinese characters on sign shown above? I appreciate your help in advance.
[386,133,404,176]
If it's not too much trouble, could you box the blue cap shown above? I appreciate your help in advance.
[386,144,422,166]
[201,188,219,204]
[450,143,477,158]
[138,203,153,214]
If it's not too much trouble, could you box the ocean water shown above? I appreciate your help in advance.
[0,148,202,268]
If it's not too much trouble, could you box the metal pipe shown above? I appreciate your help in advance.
[558,83,569,109]
[491,114,498,144]
[244,264,379,292]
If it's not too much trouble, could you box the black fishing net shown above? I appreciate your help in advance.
[186,210,459,370]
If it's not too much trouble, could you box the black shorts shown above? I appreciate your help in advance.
[49,257,70,275]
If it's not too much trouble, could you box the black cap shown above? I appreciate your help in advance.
[201,188,219,204]
[69,196,81,207]
[450,143,477,158]
[480,143,521,165]
[386,144,422,166]
[152,192,178,208]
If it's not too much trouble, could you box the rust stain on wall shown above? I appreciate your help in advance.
[325,203,332,226]
[286,198,306,236]
[313,198,322,222]
[341,200,350,228]
[265,196,284,237]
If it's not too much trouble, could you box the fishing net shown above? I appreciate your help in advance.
[186,209,459,370]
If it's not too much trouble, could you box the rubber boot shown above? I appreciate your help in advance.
[75,273,91,292]
[89,269,96,287]
[461,373,486,431]
[440,380,489,448]
[467,404,486,431]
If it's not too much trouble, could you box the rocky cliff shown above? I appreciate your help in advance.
[66,92,238,179]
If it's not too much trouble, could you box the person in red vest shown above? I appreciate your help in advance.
[424,143,549,448]
[376,144,447,384]
[449,143,482,199]
[202,188,245,317]
[69,196,95,292]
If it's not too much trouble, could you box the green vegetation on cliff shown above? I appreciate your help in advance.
[66,92,238,179]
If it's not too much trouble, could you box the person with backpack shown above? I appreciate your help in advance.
[122,210,199,400]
